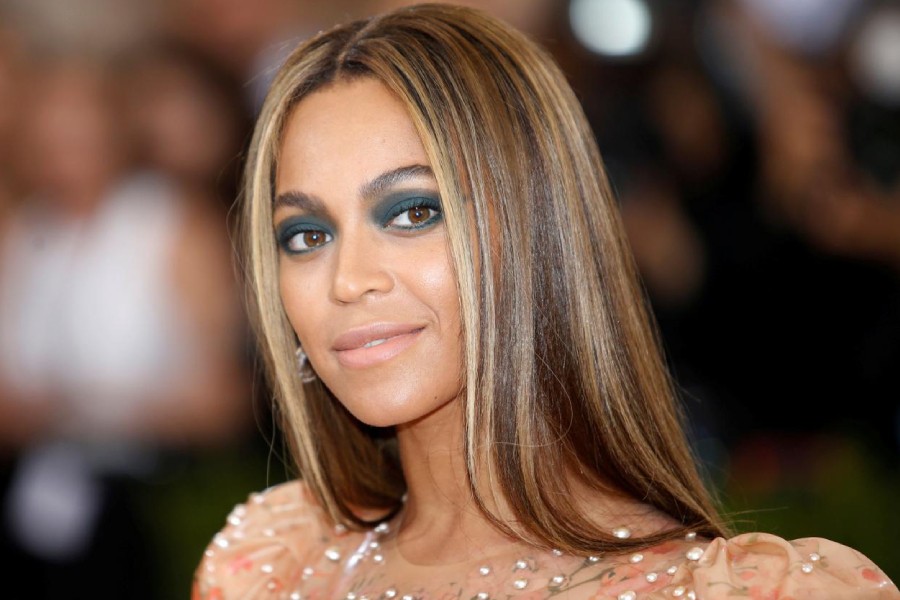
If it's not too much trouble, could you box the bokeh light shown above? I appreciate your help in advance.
[569,0,652,58]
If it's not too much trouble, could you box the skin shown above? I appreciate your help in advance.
[275,78,490,563]
[275,77,463,430]
[274,78,674,576]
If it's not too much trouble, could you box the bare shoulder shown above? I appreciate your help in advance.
[554,532,896,600]
[192,480,331,599]
[191,492,898,600]
[638,532,898,600]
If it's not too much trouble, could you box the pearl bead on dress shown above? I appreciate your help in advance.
[193,483,898,600]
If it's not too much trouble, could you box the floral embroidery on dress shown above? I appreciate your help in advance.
[193,481,898,600]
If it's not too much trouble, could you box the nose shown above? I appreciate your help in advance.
[330,233,394,303]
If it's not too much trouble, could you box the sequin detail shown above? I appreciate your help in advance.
[685,547,704,561]
[193,482,900,600]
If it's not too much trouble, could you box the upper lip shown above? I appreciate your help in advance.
[332,323,425,351]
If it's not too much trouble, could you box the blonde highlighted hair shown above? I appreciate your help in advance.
[243,2,728,554]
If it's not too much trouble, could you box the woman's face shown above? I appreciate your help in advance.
[274,78,463,427]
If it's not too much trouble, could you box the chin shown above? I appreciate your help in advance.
[350,409,409,429]
[343,396,439,428]
[326,382,458,429]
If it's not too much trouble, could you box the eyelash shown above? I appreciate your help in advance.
[278,224,333,255]
[277,198,443,256]
[383,197,443,231]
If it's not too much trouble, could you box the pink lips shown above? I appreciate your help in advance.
[332,323,425,369]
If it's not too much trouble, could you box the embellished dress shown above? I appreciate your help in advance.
[193,482,898,600]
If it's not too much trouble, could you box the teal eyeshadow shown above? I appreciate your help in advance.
[275,216,332,250]
[373,191,443,226]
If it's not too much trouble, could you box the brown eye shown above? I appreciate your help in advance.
[385,199,442,229]
[302,231,327,247]
[407,207,432,224]
[281,228,333,254]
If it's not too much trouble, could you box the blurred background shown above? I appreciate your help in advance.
[0,0,897,596]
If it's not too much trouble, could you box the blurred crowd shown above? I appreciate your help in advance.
[567,1,900,461]
[0,0,897,596]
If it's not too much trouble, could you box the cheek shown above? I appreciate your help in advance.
[279,261,320,345]
[410,247,464,389]
[404,241,460,334]
[421,258,458,314]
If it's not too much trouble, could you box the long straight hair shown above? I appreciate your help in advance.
[242,2,729,554]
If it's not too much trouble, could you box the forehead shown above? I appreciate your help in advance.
[275,78,431,197]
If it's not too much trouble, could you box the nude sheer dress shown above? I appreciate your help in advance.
[193,481,897,600]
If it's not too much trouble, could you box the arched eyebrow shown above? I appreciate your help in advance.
[359,164,435,201]
[273,164,435,212]
[273,190,324,213]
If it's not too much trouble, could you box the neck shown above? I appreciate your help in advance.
[389,399,675,565]
[393,397,514,564]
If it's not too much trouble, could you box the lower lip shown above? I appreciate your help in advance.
[334,329,424,369]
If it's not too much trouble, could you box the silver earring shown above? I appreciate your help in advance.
[295,346,317,383]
